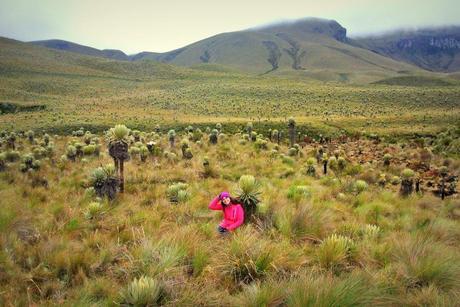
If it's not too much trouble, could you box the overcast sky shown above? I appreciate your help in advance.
[0,0,458,54]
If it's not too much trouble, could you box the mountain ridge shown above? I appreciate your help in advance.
[353,26,460,72]
[30,39,130,61]
[24,18,460,75]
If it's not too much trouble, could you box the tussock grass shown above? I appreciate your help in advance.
[0,130,459,305]
[286,270,392,307]
[390,233,460,293]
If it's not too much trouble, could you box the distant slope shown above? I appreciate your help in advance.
[353,26,460,72]
[129,51,163,61]
[27,18,422,80]
[0,37,191,80]
[26,20,460,77]
[134,18,420,77]
[30,39,130,61]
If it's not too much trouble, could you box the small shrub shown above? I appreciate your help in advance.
[236,175,261,222]
[305,157,316,177]
[286,185,311,204]
[66,145,77,161]
[0,152,7,171]
[139,145,149,162]
[329,156,338,170]
[383,153,392,166]
[82,144,96,156]
[354,180,368,194]
[254,139,268,150]
[400,168,415,196]
[84,202,104,220]
[209,129,218,145]
[338,157,347,171]
[167,183,189,203]
[5,150,20,162]
[287,147,298,157]
[89,164,119,200]
[20,153,41,172]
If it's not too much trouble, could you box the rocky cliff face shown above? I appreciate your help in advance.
[396,36,460,52]
[326,20,347,42]
[354,27,460,72]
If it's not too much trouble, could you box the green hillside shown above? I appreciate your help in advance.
[30,39,130,61]
[0,37,190,79]
[140,18,422,79]
[24,19,460,79]
[24,18,427,81]
[1,35,459,136]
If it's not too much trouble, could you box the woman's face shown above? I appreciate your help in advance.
[222,196,231,205]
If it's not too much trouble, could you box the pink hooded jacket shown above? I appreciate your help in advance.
[208,196,244,231]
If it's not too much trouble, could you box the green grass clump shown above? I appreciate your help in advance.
[220,227,273,284]
[276,205,326,241]
[119,276,164,306]
[287,271,389,307]
[362,224,381,240]
[190,249,209,277]
[316,234,356,273]
[392,233,460,291]
[167,182,189,203]
[287,185,311,204]
[84,202,104,220]
[234,280,285,307]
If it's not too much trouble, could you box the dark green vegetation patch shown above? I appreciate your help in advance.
[0,102,46,114]
[373,76,456,87]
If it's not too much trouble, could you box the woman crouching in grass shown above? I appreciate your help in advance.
[209,191,244,234]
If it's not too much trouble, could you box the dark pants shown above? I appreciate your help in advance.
[217,225,228,234]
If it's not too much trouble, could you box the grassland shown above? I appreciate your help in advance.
[1,37,460,137]
[1,61,460,136]
[1,34,460,306]
[0,127,459,305]
[2,76,460,135]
